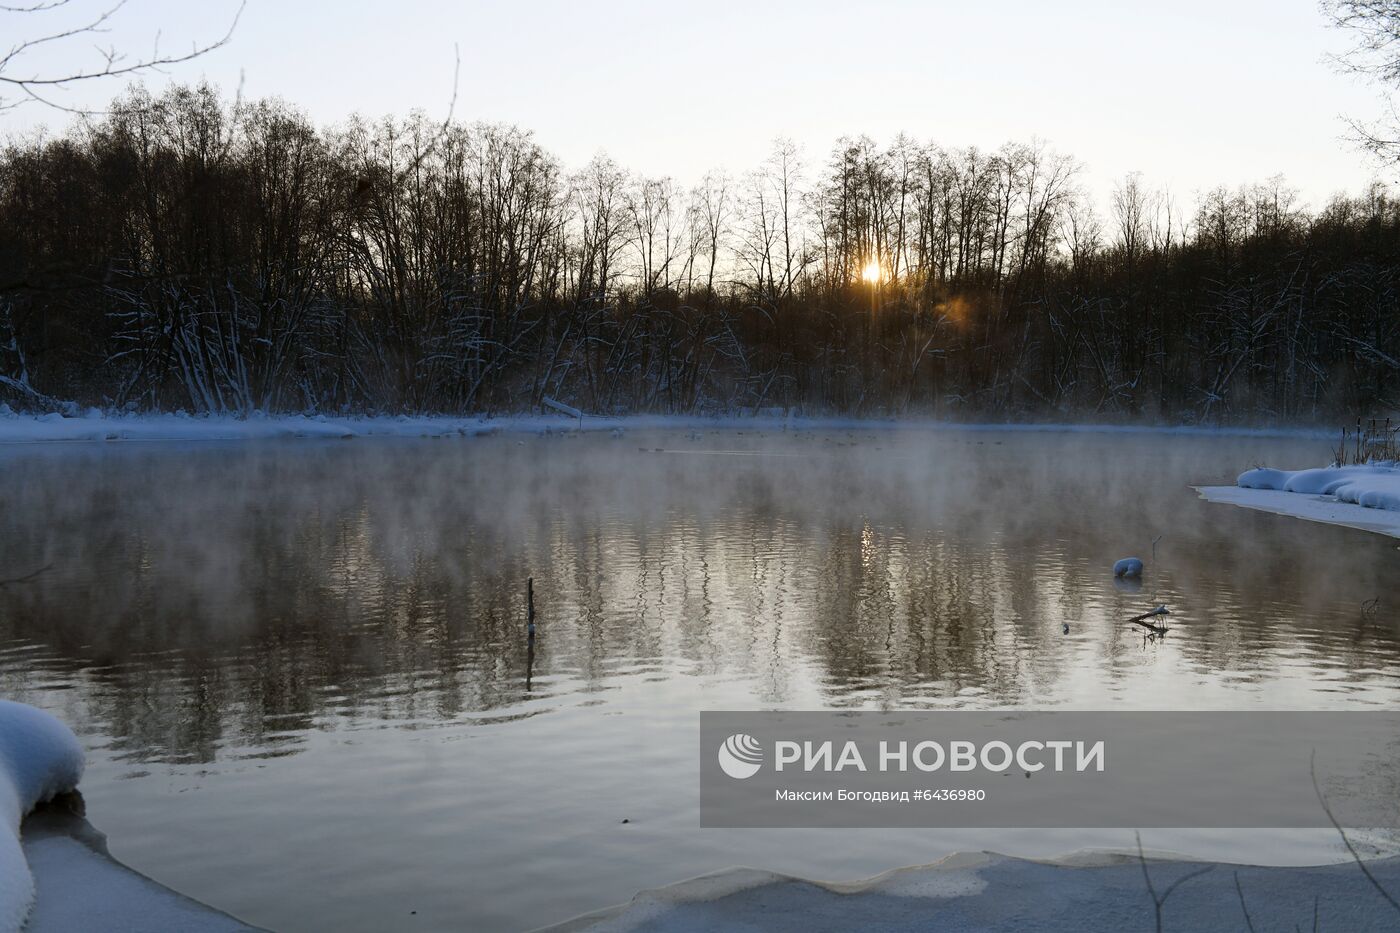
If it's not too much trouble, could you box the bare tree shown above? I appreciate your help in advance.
[1324,0,1400,164]
[2,79,1398,421]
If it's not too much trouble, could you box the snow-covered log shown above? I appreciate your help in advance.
[542,397,583,421]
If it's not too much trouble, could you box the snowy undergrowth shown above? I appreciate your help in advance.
[1238,463,1400,511]
[0,702,84,933]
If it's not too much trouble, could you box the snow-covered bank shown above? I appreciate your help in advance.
[1198,463,1400,539]
[0,410,1335,445]
[542,850,1400,933]
[1238,464,1400,511]
[0,702,84,933]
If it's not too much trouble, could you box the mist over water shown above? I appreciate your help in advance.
[3,428,1399,931]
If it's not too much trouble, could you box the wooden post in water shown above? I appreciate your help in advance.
[527,577,536,640]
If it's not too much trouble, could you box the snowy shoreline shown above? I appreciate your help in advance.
[0,410,1337,445]
[1198,463,1400,539]
[1,701,255,932]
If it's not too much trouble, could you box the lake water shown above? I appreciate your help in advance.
[3,427,1399,931]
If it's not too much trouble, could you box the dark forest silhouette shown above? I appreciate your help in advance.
[1,83,1398,422]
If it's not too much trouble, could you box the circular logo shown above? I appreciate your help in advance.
[718,733,763,779]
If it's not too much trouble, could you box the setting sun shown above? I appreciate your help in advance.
[861,260,882,284]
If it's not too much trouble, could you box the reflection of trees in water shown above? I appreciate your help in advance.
[1,432,1399,764]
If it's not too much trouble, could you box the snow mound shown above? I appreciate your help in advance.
[1113,557,1143,578]
[1238,463,1400,512]
[0,701,84,933]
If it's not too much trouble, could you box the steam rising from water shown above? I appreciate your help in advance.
[2,428,1398,930]
[2,429,1397,739]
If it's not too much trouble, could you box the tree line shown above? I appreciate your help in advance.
[1,83,1397,422]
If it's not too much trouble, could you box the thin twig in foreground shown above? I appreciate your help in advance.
[0,562,51,587]
[1310,748,1400,916]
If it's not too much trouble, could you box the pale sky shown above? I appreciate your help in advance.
[1,0,1390,211]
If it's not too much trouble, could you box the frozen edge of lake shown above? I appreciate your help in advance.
[20,802,264,933]
[540,849,1400,933]
[0,411,1336,445]
[1196,485,1400,539]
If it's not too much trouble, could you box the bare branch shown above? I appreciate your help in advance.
[0,564,52,588]
[0,0,244,113]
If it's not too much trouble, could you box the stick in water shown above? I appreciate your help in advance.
[1128,605,1170,633]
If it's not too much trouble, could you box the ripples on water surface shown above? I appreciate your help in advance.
[2,428,1399,931]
